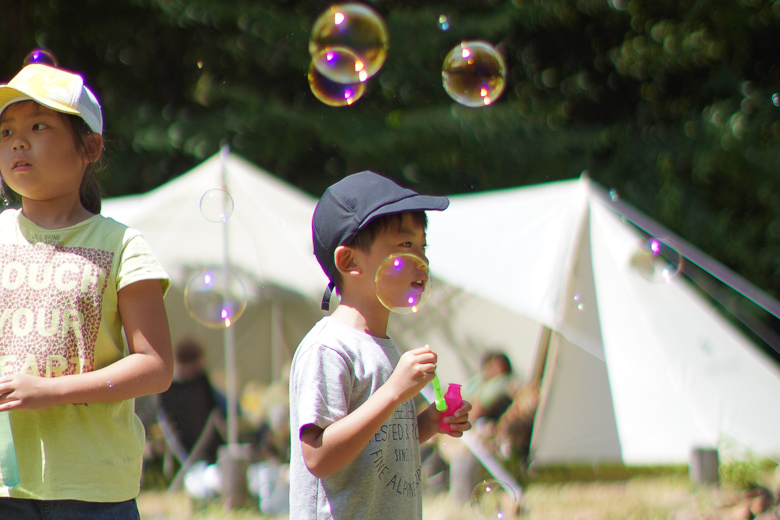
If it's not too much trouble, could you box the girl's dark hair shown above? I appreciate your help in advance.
[0,102,105,213]
[68,114,105,214]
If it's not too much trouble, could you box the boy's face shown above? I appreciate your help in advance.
[351,213,429,303]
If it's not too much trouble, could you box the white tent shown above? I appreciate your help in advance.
[424,176,780,465]
[102,153,327,390]
[103,155,780,466]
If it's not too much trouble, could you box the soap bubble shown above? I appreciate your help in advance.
[200,189,234,223]
[310,46,368,85]
[184,267,247,329]
[633,237,683,282]
[375,253,431,314]
[609,188,619,202]
[23,49,58,67]
[308,60,366,107]
[442,41,506,107]
[772,93,780,107]
[309,3,388,84]
[471,479,521,519]
[572,293,585,312]
[438,14,450,31]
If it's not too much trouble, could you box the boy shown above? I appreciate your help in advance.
[289,171,472,519]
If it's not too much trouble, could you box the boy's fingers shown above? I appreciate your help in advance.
[456,402,472,414]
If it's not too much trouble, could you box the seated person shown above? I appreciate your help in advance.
[466,350,516,423]
[156,337,226,464]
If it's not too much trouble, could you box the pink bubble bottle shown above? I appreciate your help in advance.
[440,383,462,432]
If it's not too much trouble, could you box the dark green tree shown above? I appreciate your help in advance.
[2,0,779,319]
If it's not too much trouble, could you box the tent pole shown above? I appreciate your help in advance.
[271,303,281,383]
[530,326,552,386]
[217,143,250,509]
[589,180,780,321]
[219,143,239,447]
[527,329,561,464]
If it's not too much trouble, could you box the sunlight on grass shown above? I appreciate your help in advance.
[139,474,735,520]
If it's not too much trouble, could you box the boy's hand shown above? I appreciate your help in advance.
[417,400,472,443]
[385,345,437,404]
[441,399,473,436]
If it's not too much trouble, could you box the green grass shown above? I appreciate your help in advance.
[138,459,780,519]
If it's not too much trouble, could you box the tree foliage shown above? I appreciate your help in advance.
[2,0,780,313]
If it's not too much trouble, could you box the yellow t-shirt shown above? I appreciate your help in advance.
[0,209,170,501]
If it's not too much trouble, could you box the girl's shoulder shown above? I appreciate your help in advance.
[0,207,21,221]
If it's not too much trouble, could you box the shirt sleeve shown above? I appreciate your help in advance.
[293,342,353,437]
[116,230,171,296]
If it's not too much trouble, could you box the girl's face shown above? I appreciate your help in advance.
[0,101,92,206]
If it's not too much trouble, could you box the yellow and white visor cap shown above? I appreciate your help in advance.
[0,64,102,135]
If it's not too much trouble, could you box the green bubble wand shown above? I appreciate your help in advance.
[431,373,447,412]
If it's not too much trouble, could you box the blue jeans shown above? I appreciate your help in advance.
[0,498,139,520]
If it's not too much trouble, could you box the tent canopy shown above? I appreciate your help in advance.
[425,177,780,465]
[103,153,326,299]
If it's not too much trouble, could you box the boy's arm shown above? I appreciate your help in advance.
[300,345,436,479]
[417,401,473,444]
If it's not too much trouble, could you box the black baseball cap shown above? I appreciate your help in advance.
[313,171,449,310]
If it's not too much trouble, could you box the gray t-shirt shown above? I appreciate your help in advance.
[289,317,422,519]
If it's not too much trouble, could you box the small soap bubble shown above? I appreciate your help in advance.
[471,479,522,519]
[184,267,248,329]
[375,253,431,314]
[108,381,114,389]
[438,14,450,31]
[609,188,619,202]
[23,49,58,67]
[633,237,683,283]
[573,293,585,312]
[442,41,506,107]
[200,189,234,223]
[309,3,388,84]
[772,93,780,107]
[308,60,366,107]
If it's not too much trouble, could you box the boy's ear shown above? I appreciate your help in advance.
[334,245,362,277]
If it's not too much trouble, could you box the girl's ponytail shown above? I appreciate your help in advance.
[71,114,105,215]
[80,174,102,214]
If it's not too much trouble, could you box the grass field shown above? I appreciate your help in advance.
[137,470,775,520]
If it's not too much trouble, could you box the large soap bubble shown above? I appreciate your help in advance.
[471,479,522,519]
[633,237,683,283]
[184,267,247,329]
[200,189,234,223]
[442,41,506,107]
[375,253,431,314]
[308,58,367,107]
[23,49,58,67]
[309,3,389,84]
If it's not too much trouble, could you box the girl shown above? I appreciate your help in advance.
[0,63,173,518]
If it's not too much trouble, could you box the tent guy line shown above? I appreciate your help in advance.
[588,178,780,323]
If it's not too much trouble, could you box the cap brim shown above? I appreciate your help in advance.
[359,194,450,230]
[0,87,81,119]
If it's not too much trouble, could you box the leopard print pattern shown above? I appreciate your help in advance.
[0,243,112,378]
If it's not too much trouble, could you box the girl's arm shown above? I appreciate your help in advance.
[0,279,174,411]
